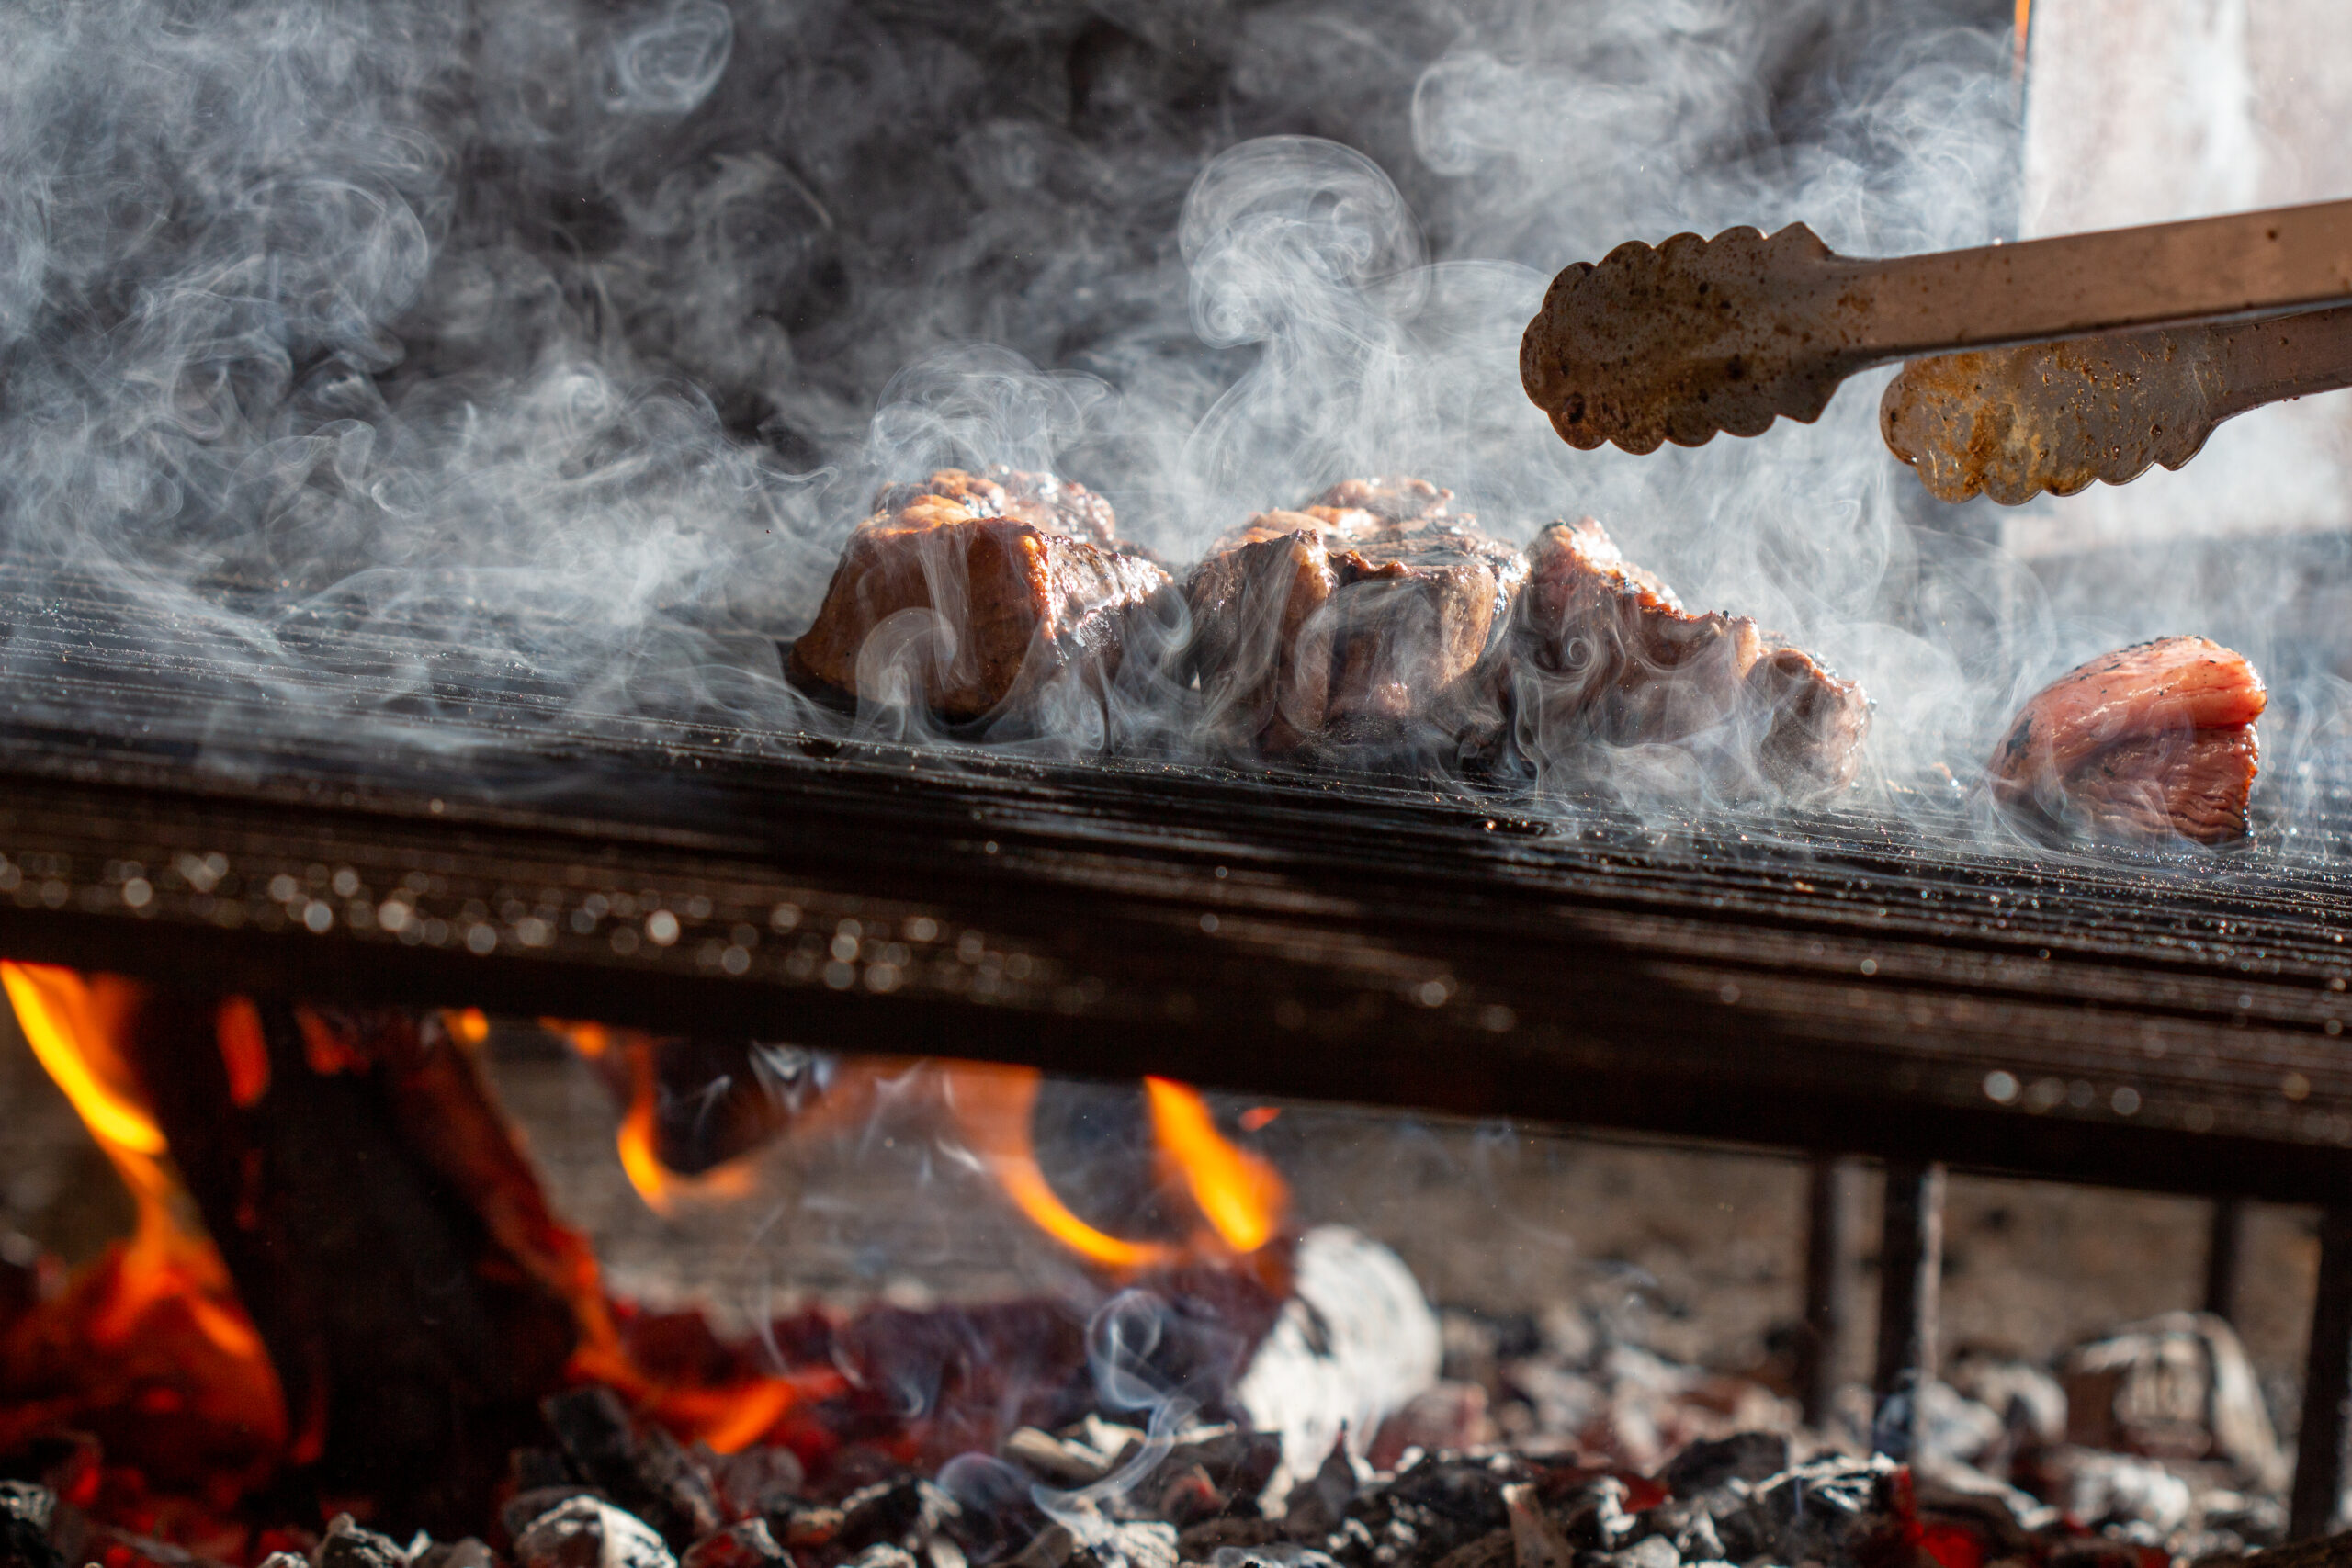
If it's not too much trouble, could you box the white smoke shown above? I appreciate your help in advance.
[0,0,2332,840]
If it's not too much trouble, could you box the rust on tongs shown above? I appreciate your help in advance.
[1519,199,2352,463]
[1880,306,2352,504]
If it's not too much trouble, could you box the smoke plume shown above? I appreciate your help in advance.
[1,0,2335,843]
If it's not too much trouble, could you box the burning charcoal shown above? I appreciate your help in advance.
[1183,479,1527,760]
[1003,1428,1113,1486]
[786,468,1172,727]
[506,1492,613,1544]
[1587,1539,1677,1568]
[1371,1383,1496,1469]
[838,1548,917,1568]
[1152,1464,1224,1529]
[1554,1478,1636,1554]
[705,1449,808,1522]
[1742,1455,1896,1566]
[2060,1312,2286,1489]
[2040,1450,2194,1538]
[1364,1455,1521,1566]
[544,1388,723,1549]
[514,1497,677,1568]
[1907,1478,2042,1558]
[1005,1525,1079,1568]
[1427,1530,1513,1568]
[1986,637,2267,845]
[832,1478,961,1559]
[1500,1483,1574,1568]
[765,1502,843,1553]
[1141,1424,1280,1524]
[1048,1520,1175,1568]
[413,1542,494,1568]
[679,1520,788,1568]
[0,1483,60,1568]
[1280,1440,1363,1541]
[314,1516,412,1568]
[1511,518,1868,803]
[1660,1434,1788,1495]
[2200,1492,2288,1551]
[1637,1501,1723,1566]
[1175,1519,1288,1562]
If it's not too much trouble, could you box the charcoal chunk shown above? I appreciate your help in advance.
[505,1488,612,1543]
[1661,1434,1789,1495]
[0,1483,60,1568]
[834,1478,961,1558]
[314,1515,411,1568]
[680,1520,787,1568]
[514,1496,676,1568]
[413,1541,494,1568]
[544,1388,721,1549]
[1590,1537,1678,1568]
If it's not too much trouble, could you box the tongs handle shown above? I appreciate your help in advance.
[1520,199,2352,456]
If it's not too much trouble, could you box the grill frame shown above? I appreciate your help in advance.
[3,714,2347,1201]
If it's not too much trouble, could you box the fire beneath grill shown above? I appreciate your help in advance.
[0,965,2318,1568]
[0,968,1313,1547]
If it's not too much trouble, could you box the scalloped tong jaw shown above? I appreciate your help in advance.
[1520,199,2352,484]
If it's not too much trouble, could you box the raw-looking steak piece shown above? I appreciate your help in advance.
[786,467,1170,723]
[1513,518,1869,801]
[1987,636,2267,844]
[1183,477,1527,756]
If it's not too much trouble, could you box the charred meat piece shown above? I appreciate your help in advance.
[1987,637,2267,844]
[1183,478,1527,755]
[1514,518,1870,801]
[786,468,1169,722]
[1747,645,1871,799]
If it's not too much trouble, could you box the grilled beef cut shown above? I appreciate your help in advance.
[1988,636,2267,844]
[786,467,1170,722]
[1184,478,1527,755]
[1514,519,1869,801]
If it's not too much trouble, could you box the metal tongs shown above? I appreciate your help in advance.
[1519,199,2352,503]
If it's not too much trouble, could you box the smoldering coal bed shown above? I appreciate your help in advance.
[0,976,2335,1568]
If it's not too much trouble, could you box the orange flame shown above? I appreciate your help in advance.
[546,1021,760,1216]
[0,963,287,1490]
[940,1065,1288,1269]
[944,1064,1180,1269]
[1146,1077,1286,1253]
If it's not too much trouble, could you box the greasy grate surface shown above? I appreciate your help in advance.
[0,568,2348,1201]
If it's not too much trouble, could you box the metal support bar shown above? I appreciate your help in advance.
[2204,1197,2246,1324]
[1872,1159,1946,1457]
[2290,1207,2352,1539]
[1799,1154,1849,1426]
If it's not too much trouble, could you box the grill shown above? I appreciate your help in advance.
[7,560,2352,1528]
